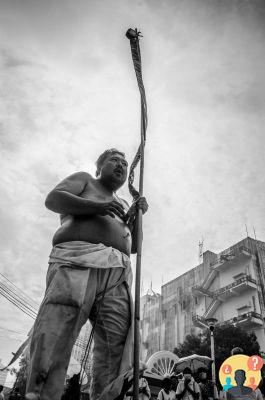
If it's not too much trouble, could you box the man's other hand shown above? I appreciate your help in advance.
[97,200,125,219]
[126,197,149,218]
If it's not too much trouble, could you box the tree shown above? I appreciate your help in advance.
[173,325,260,387]
[13,355,29,395]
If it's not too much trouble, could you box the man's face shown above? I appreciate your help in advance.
[100,153,128,184]
[184,373,191,381]
[199,372,207,381]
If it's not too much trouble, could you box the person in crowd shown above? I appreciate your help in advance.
[170,375,180,392]
[157,377,176,400]
[124,369,151,400]
[61,374,80,400]
[176,368,201,400]
[0,385,4,400]
[9,387,22,400]
[253,387,263,400]
[197,368,218,400]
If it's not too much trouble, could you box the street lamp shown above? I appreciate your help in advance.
[206,317,218,383]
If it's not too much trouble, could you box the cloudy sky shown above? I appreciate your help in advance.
[0,0,265,363]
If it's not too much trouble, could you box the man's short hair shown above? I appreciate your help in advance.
[198,367,208,374]
[95,148,125,176]
[162,377,172,388]
[0,385,3,392]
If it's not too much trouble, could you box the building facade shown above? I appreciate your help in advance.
[140,288,161,361]
[71,322,92,381]
[141,237,265,359]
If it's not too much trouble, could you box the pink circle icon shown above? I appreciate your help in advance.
[248,356,263,371]
[222,364,232,374]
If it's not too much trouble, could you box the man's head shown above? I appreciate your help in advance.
[198,367,208,381]
[0,385,3,393]
[183,367,192,380]
[95,149,128,189]
[170,374,178,390]
[234,369,246,386]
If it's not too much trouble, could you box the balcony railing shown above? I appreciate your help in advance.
[192,311,264,329]
[192,285,215,298]
[210,247,252,268]
[221,312,263,327]
[215,275,257,296]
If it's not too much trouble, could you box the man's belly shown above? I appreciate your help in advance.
[52,215,132,257]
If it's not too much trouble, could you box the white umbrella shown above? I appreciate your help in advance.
[175,354,213,374]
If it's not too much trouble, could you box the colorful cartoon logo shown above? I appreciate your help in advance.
[219,354,263,396]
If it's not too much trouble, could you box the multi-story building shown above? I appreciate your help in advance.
[71,322,92,381]
[141,237,265,358]
[140,288,161,361]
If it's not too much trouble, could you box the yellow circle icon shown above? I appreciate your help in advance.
[219,355,262,391]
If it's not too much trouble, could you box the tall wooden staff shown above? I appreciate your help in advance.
[126,28,148,400]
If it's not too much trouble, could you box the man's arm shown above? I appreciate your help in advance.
[45,172,125,218]
[181,382,200,400]
[176,382,187,399]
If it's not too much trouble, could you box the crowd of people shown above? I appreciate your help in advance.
[155,366,263,400]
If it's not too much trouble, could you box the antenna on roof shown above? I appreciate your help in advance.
[199,237,204,263]
[253,226,257,241]
[245,224,249,237]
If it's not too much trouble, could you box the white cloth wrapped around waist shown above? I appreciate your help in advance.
[49,241,131,269]
[45,241,133,307]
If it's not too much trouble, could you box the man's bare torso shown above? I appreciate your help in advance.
[52,174,132,256]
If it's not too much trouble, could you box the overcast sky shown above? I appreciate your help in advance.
[0,0,265,364]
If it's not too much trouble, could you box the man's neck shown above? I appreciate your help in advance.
[98,177,122,193]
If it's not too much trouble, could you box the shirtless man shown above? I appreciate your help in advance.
[26,148,148,400]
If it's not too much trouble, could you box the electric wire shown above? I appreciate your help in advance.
[0,281,37,315]
[0,285,36,319]
[0,272,39,309]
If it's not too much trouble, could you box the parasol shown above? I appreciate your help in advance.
[175,354,213,374]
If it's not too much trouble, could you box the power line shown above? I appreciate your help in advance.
[0,272,39,308]
[0,285,36,319]
[0,281,38,315]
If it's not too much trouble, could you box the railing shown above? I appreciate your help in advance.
[192,285,215,297]
[209,246,252,268]
[221,311,263,326]
[203,298,221,319]
[200,267,218,288]
[215,275,257,296]
[192,314,208,327]
[193,311,263,329]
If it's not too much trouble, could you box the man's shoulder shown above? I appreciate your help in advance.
[73,171,92,180]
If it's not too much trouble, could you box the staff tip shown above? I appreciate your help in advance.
[126,28,143,40]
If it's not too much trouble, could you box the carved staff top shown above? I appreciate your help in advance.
[126,28,148,201]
